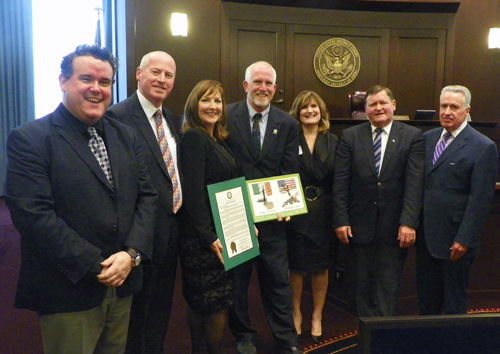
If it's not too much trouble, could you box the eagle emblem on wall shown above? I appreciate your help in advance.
[313,38,361,88]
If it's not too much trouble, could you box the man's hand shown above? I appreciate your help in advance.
[398,225,416,248]
[335,226,352,244]
[97,251,133,287]
[450,241,469,261]
[277,213,291,222]
[210,239,224,265]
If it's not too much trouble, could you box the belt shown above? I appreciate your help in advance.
[304,186,325,202]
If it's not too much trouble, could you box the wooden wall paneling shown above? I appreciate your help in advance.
[285,24,390,117]
[224,20,286,106]
[388,29,447,117]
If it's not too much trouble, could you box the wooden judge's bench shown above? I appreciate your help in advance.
[326,118,500,314]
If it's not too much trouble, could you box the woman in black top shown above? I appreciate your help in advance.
[179,80,238,354]
[287,91,338,344]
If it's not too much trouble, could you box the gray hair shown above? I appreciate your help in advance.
[244,61,276,84]
[441,85,471,108]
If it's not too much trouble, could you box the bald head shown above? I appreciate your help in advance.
[136,51,176,107]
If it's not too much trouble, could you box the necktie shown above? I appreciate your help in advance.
[155,109,181,213]
[373,128,383,175]
[252,113,262,158]
[88,127,113,185]
[432,132,452,164]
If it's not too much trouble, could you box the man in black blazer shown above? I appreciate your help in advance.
[333,85,424,317]
[106,51,181,354]
[3,44,157,353]
[416,85,498,315]
[226,61,302,354]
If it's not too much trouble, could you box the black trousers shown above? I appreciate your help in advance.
[229,236,298,349]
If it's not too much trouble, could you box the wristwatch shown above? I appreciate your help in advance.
[125,248,142,267]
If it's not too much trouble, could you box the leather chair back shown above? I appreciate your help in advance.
[348,91,367,119]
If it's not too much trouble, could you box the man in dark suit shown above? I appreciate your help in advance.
[3,44,157,353]
[333,85,424,317]
[416,85,498,315]
[226,61,302,354]
[106,51,181,354]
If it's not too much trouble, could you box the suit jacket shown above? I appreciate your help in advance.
[226,100,299,241]
[107,92,181,263]
[333,121,424,244]
[4,103,157,314]
[422,125,498,259]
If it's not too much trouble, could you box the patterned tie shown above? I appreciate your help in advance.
[155,109,181,213]
[373,128,383,175]
[432,132,452,164]
[252,113,262,158]
[88,127,113,186]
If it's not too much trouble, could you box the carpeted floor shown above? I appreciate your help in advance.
[2,197,500,354]
[0,198,358,353]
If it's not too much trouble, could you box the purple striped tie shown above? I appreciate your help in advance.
[373,128,383,175]
[432,132,452,164]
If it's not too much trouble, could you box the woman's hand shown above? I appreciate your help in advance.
[210,239,224,265]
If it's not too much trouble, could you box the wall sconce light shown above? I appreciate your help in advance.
[488,28,500,48]
[171,13,188,37]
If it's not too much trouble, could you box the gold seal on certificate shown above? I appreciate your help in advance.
[207,177,260,270]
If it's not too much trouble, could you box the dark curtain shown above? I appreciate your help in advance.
[1,0,35,195]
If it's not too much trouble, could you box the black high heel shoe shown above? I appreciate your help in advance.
[311,334,323,344]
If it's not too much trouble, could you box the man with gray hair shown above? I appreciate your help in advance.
[226,61,302,354]
[416,85,498,315]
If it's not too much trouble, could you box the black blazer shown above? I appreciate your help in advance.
[333,121,424,245]
[226,100,299,180]
[4,104,157,314]
[226,100,299,241]
[107,92,181,263]
[178,128,239,248]
[422,125,498,259]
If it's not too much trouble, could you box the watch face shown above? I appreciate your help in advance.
[134,254,142,266]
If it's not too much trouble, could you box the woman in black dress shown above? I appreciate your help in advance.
[287,91,338,344]
[179,80,239,354]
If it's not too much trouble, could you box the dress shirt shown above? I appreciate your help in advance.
[371,120,393,171]
[435,119,468,147]
[246,102,270,148]
[137,90,182,198]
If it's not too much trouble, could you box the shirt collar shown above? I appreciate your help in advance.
[246,101,270,123]
[441,120,467,138]
[371,120,393,135]
[137,90,162,118]
[60,103,104,135]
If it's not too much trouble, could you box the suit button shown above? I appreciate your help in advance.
[112,225,118,232]
[374,202,377,205]
[377,182,382,186]
[110,194,115,201]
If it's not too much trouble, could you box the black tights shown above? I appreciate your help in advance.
[187,306,227,354]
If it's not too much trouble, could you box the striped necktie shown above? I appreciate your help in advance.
[432,132,452,164]
[155,109,181,213]
[373,128,383,175]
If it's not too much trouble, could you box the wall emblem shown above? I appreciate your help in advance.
[313,38,361,88]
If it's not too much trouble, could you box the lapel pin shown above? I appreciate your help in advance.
[273,129,278,135]
[392,139,395,142]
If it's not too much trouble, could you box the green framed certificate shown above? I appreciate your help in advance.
[246,173,308,223]
[207,177,260,270]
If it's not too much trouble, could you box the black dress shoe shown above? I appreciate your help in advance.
[237,341,256,354]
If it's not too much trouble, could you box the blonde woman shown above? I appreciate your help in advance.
[287,90,338,344]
